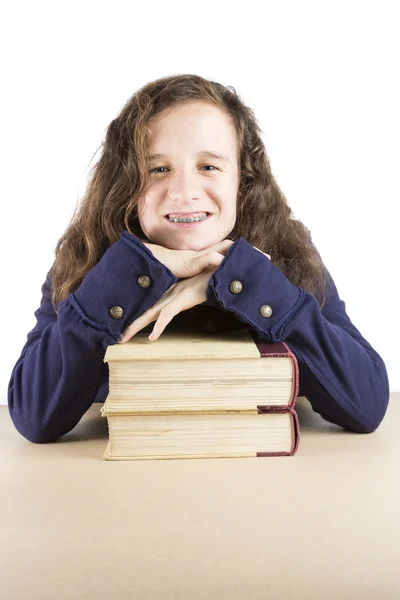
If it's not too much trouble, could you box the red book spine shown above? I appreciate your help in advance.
[248,331,300,456]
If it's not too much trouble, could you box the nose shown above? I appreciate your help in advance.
[167,166,201,203]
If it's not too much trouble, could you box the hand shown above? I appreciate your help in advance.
[138,238,234,279]
[119,254,225,343]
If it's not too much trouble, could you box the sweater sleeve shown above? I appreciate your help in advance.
[7,232,178,443]
[205,236,390,433]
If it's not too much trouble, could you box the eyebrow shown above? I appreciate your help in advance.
[148,151,231,164]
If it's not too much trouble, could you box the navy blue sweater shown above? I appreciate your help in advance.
[8,232,390,443]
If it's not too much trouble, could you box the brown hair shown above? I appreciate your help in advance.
[50,73,330,324]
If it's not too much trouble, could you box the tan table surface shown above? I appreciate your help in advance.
[1,393,399,600]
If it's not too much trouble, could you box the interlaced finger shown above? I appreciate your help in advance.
[149,285,201,341]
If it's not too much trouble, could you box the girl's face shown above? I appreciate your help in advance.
[137,100,240,251]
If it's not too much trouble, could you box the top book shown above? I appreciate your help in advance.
[105,329,273,360]
[102,329,299,415]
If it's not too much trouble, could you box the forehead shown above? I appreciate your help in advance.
[149,100,235,134]
[148,101,238,154]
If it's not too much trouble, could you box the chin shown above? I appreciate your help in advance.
[167,240,204,251]
[177,238,222,252]
[152,227,231,252]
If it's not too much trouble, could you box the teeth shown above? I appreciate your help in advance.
[167,213,208,223]
[168,211,208,219]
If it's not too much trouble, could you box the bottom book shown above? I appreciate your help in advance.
[103,409,300,460]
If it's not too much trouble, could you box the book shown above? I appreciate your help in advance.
[101,329,300,460]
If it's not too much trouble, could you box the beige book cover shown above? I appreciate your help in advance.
[104,330,260,362]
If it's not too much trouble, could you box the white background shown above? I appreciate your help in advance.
[1,0,399,404]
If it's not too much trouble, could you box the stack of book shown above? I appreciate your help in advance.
[101,328,300,460]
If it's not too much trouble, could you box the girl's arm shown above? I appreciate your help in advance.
[7,232,178,443]
[205,236,390,433]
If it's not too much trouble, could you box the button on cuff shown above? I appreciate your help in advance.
[109,306,124,319]
[229,280,243,294]
[259,304,273,318]
[137,275,152,288]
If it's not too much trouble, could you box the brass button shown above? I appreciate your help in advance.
[259,304,273,318]
[229,280,243,294]
[137,275,152,288]
[109,305,124,319]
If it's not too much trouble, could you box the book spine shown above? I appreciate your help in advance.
[250,332,299,410]
[256,407,300,457]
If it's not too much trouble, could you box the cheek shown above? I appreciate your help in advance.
[137,195,155,228]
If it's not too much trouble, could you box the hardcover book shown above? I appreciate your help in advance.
[101,329,300,460]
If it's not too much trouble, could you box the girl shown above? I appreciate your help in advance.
[8,74,389,443]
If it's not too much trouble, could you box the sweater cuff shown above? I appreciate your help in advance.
[205,236,307,342]
[70,232,178,341]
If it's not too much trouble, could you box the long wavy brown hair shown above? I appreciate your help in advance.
[50,73,330,331]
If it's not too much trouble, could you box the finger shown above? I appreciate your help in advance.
[119,309,157,343]
[148,305,178,342]
[197,239,233,257]
[212,239,234,253]
[254,246,271,260]
[119,284,180,343]
[149,283,202,341]
[204,251,225,268]
[181,251,224,278]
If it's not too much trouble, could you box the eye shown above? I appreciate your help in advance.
[148,164,219,174]
[201,164,218,171]
[149,166,169,174]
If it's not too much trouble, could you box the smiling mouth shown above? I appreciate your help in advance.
[165,213,211,223]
